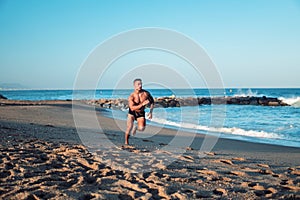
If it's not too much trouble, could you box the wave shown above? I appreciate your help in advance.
[151,117,283,139]
[233,88,259,97]
[279,97,300,107]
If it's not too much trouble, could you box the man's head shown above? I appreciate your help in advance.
[133,78,142,91]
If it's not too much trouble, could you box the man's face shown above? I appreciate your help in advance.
[134,80,142,91]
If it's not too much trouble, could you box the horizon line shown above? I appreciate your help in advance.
[1,87,300,91]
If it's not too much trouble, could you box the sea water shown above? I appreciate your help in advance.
[1,88,299,147]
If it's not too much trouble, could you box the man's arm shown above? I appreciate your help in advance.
[128,94,149,111]
[148,103,154,114]
[146,92,154,119]
[148,93,154,113]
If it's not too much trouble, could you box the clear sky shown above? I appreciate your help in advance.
[1,0,300,89]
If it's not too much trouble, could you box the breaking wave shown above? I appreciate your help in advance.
[279,97,300,107]
[151,117,283,139]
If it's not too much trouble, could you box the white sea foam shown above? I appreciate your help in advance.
[233,88,259,97]
[151,117,283,139]
[279,97,300,107]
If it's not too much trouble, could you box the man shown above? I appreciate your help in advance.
[125,78,154,145]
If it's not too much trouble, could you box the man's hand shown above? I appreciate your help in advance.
[142,99,150,106]
[147,112,153,119]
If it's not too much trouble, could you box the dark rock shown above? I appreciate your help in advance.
[227,98,239,104]
[182,97,198,106]
[268,97,278,101]
[155,100,168,108]
[211,97,226,104]
[0,94,7,99]
[168,99,179,107]
[249,97,259,105]
[102,103,111,109]
[268,101,279,106]
[258,97,269,106]
[239,97,250,105]
[198,97,211,105]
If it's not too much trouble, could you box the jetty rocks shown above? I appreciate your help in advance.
[0,94,7,100]
[87,96,288,109]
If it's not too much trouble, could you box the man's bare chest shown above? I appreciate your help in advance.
[132,92,148,104]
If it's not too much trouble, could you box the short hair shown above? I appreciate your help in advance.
[133,78,142,84]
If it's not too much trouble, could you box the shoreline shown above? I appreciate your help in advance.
[1,101,300,199]
[0,99,299,149]
[1,99,297,148]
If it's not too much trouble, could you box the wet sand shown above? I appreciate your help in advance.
[0,101,299,199]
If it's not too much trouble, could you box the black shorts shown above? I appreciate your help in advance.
[128,108,145,120]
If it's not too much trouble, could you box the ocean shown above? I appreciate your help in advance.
[1,88,300,148]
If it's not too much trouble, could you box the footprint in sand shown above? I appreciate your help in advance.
[232,157,246,162]
[259,169,274,175]
[213,188,227,196]
[264,187,278,198]
[257,163,270,168]
[204,152,216,156]
[288,168,300,176]
[213,159,233,165]
[252,184,265,191]
[227,171,247,177]
[220,159,234,165]
[281,185,300,191]
[179,155,194,163]
[197,169,218,176]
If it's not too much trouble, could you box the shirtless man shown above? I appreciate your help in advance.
[125,78,154,145]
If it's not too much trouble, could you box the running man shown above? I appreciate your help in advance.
[125,78,154,145]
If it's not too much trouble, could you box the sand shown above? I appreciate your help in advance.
[0,100,300,199]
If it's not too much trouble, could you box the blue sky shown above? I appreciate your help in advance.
[1,0,300,89]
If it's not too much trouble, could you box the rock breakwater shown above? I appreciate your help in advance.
[87,96,289,109]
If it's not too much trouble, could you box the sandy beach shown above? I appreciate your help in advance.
[0,100,300,199]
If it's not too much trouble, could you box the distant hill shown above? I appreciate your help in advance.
[0,83,29,90]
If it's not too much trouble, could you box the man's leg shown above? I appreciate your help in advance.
[136,117,146,132]
[132,125,137,136]
[125,115,134,145]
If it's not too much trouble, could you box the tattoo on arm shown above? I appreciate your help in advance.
[147,92,155,113]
